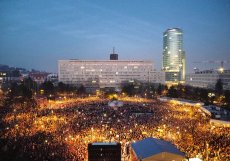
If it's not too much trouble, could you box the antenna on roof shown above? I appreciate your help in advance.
[113,47,115,54]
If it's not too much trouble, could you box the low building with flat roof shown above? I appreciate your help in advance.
[88,142,121,161]
[186,70,230,90]
[131,137,185,161]
[58,58,165,88]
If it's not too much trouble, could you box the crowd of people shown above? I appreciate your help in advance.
[0,96,229,161]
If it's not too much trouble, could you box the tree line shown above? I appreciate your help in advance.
[2,78,230,110]
[165,79,230,109]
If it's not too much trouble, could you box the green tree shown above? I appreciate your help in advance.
[167,86,178,98]
[7,83,31,99]
[215,79,223,95]
[176,84,184,98]
[58,82,66,93]
[20,84,33,99]
[122,83,135,96]
[224,90,230,109]
[77,84,86,95]
[199,88,209,104]
[157,84,163,95]
[184,85,193,100]
[40,81,55,95]
[23,77,37,92]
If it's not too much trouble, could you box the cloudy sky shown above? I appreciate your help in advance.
[0,0,230,72]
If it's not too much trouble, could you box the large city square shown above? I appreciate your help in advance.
[1,1,230,160]
[1,96,229,160]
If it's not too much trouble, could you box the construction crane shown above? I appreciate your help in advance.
[192,60,230,73]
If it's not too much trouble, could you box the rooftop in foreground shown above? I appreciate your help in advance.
[131,137,185,160]
[91,142,119,146]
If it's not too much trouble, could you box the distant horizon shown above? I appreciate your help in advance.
[1,0,230,73]
[1,49,230,74]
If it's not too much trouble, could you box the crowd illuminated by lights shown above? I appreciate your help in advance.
[0,96,230,161]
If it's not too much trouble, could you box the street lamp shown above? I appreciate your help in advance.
[208,92,215,104]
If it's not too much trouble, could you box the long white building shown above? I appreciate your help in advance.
[58,59,165,88]
[186,70,230,90]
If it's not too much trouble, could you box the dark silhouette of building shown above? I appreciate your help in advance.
[110,47,118,60]
[88,142,121,161]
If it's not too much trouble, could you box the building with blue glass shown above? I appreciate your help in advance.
[162,28,186,84]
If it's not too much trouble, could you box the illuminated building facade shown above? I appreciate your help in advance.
[58,59,165,88]
[186,70,230,90]
[162,28,186,83]
[29,72,49,84]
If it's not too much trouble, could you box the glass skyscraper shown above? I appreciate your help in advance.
[162,28,186,83]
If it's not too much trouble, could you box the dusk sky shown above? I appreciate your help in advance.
[0,0,230,72]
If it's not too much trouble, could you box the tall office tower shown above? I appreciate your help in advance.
[162,28,186,83]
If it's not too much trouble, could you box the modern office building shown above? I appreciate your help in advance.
[162,28,186,84]
[186,70,230,90]
[58,56,165,89]
[150,70,165,84]
[88,142,121,161]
